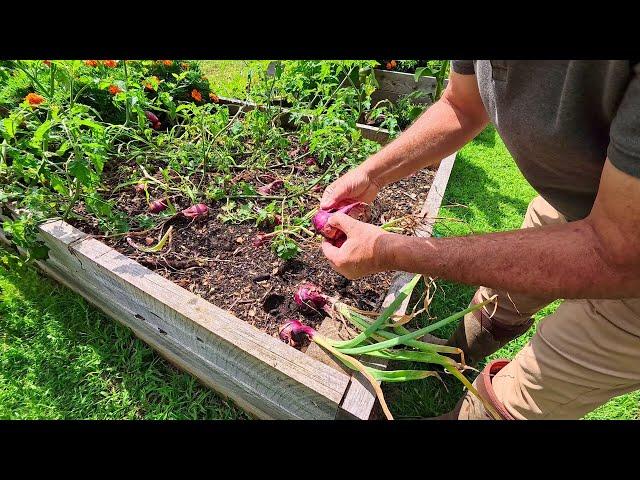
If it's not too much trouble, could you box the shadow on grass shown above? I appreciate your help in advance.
[474,126,497,148]
[440,157,531,235]
[0,251,245,419]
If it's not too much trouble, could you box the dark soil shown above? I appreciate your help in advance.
[71,148,435,340]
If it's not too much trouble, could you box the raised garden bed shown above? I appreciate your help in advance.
[0,150,456,420]
[0,60,457,419]
[371,69,441,106]
[370,60,450,106]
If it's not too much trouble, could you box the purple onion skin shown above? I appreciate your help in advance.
[312,201,371,246]
[294,283,327,311]
[149,199,168,213]
[145,111,160,124]
[312,209,332,232]
[257,180,284,196]
[181,203,209,219]
[278,320,316,348]
[252,233,269,247]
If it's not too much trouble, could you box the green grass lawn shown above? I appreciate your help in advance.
[0,252,246,419]
[199,60,270,99]
[0,61,636,420]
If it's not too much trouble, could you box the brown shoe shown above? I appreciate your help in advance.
[446,291,534,367]
[421,359,516,420]
[455,359,516,419]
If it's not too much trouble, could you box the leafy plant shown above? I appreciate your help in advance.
[0,60,387,263]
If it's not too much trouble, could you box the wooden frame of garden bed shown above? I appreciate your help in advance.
[371,69,448,106]
[0,100,457,419]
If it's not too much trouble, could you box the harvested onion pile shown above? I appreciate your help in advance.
[280,274,500,420]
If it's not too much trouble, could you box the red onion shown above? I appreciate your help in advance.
[181,203,208,219]
[145,111,162,130]
[278,319,316,348]
[252,232,270,247]
[294,283,328,311]
[257,179,284,196]
[305,156,317,166]
[134,183,147,195]
[148,198,168,213]
[145,111,159,123]
[312,201,372,247]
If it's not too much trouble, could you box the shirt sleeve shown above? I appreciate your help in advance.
[451,60,475,75]
[607,62,640,178]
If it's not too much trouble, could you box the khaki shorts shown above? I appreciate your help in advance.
[479,196,640,419]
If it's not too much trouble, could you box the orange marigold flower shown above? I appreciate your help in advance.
[209,92,219,103]
[386,60,397,70]
[163,60,173,66]
[103,60,118,68]
[84,60,99,67]
[181,62,189,69]
[25,93,45,106]
[191,89,202,102]
[43,60,51,67]
[144,76,160,91]
[108,85,123,95]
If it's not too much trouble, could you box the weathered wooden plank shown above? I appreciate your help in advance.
[31,254,272,419]
[417,151,457,236]
[24,220,352,419]
[372,70,435,105]
[357,123,391,145]
[372,69,449,106]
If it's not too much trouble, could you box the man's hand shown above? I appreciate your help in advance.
[351,159,640,300]
[320,212,394,279]
[320,166,381,210]
[320,71,488,211]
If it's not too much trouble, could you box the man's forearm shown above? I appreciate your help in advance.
[362,95,488,188]
[383,218,640,300]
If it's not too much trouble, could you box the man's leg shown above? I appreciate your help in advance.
[457,296,640,419]
[446,196,566,366]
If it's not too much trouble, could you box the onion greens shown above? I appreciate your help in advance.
[281,274,501,420]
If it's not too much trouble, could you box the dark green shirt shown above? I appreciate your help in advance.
[452,60,640,221]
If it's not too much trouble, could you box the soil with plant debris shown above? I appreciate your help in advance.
[71,157,435,339]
